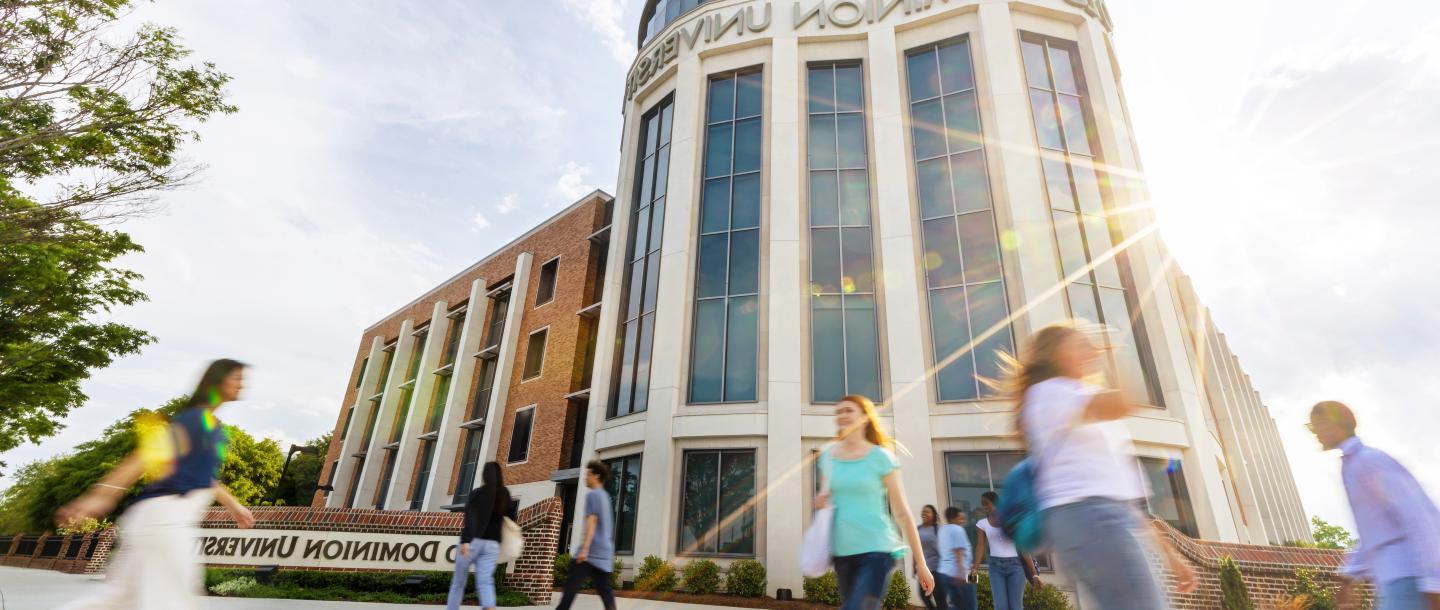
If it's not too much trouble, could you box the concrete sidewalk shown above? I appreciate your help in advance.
[0,566,719,610]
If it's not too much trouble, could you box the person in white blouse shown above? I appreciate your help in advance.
[971,491,1040,610]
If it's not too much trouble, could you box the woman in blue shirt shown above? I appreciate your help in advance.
[816,395,935,610]
[57,359,255,610]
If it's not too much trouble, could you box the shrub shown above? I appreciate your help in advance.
[1287,568,1338,610]
[725,559,766,597]
[209,576,258,596]
[199,567,529,605]
[636,555,677,592]
[1220,556,1254,610]
[804,571,841,606]
[976,571,993,610]
[1022,579,1073,610]
[682,559,722,595]
[554,553,572,586]
[883,570,911,609]
[611,558,624,590]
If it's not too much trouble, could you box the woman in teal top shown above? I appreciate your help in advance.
[817,395,935,610]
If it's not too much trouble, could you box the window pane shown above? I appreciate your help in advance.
[690,300,726,403]
[1082,214,1123,288]
[808,65,835,114]
[1099,287,1151,400]
[697,234,729,298]
[680,452,719,554]
[938,41,974,94]
[536,260,558,305]
[736,71,763,118]
[731,173,760,230]
[632,313,657,414]
[988,452,1024,483]
[835,64,863,112]
[1140,458,1197,537]
[839,170,870,226]
[1048,45,1079,95]
[659,103,674,145]
[956,211,1001,284]
[810,228,842,294]
[733,117,762,174]
[708,77,735,122]
[942,91,980,153]
[929,286,976,401]
[654,146,671,198]
[812,295,846,403]
[946,453,990,543]
[1053,210,1089,280]
[949,149,990,214]
[1057,94,1091,155]
[1029,89,1062,150]
[916,157,953,219]
[705,123,733,178]
[844,295,882,400]
[808,114,837,170]
[1042,155,1075,211]
[648,197,666,254]
[1021,41,1051,90]
[631,204,651,260]
[638,154,655,205]
[906,50,940,101]
[702,178,731,234]
[921,217,964,288]
[1068,283,1100,325]
[718,451,756,554]
[508,409,533,463]
[810,170,840,227]
[967,282,1012,388]
[724,296,759,401]
[523,331,546,379]
[840,227,874,293]
[836,113,866,169]
[910,99,946,160]
[614,321,639,415]
[727,229,759,295]
[625,260,646,320]
[642,252,662,314]
[645,107,661,151]
[1070,159,1106,217]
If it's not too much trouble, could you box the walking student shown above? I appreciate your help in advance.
[917,505,949,610]
[937,507,977,610]
[972,491,1040,610]
[555,460,617,610]
[815,395,935,610]
[1308,401,1440,610]
[448,461,512,610]
[1008,323,1194,609]
[56,359,256,610]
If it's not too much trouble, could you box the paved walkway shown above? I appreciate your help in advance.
[0,567,720,610]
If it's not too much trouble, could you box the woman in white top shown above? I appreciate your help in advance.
[1006,323,1194,609]
[972,491,1039,610]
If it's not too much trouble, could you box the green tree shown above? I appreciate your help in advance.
[1220,556,1254,610]
[270,433,330,507]
[0,396,283,534]
[0,0,235,464]
[1309,516,1355,550]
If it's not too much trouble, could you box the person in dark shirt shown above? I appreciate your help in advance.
[447,461,511,610]
[57,359,255,610]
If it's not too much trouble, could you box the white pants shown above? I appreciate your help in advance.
[62,489,214,610]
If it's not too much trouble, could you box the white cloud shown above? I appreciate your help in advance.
[562,0,634,66]
[551,161,595,202]
[472,211,491,230]
[496,193,519,215]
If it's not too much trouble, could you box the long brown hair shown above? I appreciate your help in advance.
[837,394,892,449]
[990,323,1084,440]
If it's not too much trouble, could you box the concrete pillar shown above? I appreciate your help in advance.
[327,336,385,507]
[385,304,447,509]
[354,322,416,508]
[424,278,489,509]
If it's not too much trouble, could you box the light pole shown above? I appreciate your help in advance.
[267,443,320,504]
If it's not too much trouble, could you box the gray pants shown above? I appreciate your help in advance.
[1045,498,1166,610]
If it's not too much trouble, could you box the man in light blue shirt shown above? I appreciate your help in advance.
[1310,401,1440,610]
[937,507,976,610]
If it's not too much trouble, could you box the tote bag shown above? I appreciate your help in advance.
[498,517,524,564]
[799,450,834,578]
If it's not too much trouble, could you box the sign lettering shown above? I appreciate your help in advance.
[196,530,460,571]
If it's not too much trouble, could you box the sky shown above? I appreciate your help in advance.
[4,0,1438,535]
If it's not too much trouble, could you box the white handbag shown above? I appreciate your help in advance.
[800,450,834,578]
[498,516,523,564]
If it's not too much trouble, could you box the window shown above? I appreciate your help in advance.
[424,374,451,433]
[453,427,485,505]
[1139,457,1198,537]
[807,62,881,403]
[905,39,1014,402]
[522,329,548,380]
[410,440,435,510]
[469,359,498,421]
[340,406,354,440]
[355,357,369,388]
[507,406,535,464]
[943,451,1050,569]
[535,258,559,306]
[678,449,756,555]
[373,346,396,396]
[440,316,463,368]
[1020,34,1159,405]
[326,459,339,496]
[612,96,673,418]
[344,457,365,508]
[641,0,716,45]
[358,397,382,449]
[390,331,427,443]
[484,289,510,350]
[690,69,763,404]
[375,448,398,509]
[604,454,643,554]
[388,389,412,445]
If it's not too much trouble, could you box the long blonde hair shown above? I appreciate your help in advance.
[837,394,892,449]
[989,323,1085,440]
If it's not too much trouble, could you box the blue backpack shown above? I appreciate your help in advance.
[997,459,1045,553]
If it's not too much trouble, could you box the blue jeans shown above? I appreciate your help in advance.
[1045,498,1166,610]
[939,575,977,610]
[1378,577,1429,610]
[988,557,1027,610]
[446,538,499,609]
[834,552,896,610]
